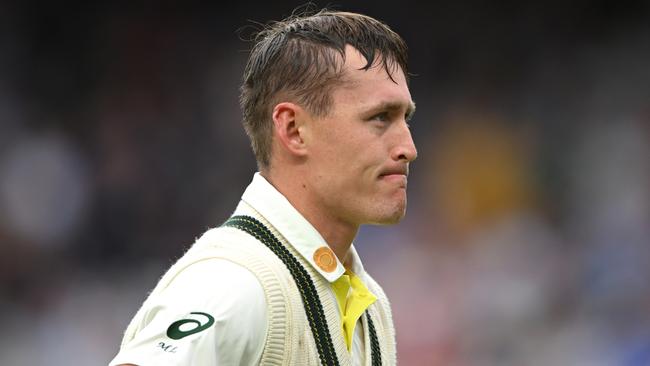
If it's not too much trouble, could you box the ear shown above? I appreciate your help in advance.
[272,102,308,157]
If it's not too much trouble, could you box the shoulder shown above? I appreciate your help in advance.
[156,225,274,315]
[111,258,268,366]
[163,257,266,311]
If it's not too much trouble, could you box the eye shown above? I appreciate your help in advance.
[405,113,413,127]
[370,112,390,122]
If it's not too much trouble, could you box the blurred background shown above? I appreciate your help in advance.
[1,0,649,365]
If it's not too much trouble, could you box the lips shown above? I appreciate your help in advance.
[378,166,409,189]
[379,165,409,178]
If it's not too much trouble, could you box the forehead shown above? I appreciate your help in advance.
[333,46,412,108]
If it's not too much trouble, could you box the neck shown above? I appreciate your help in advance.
[261,169,357,263]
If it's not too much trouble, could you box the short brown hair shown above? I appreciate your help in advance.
[240,9,409,169]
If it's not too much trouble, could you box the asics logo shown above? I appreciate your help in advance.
[166,312,215,340]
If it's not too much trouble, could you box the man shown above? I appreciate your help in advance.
[110,9,416,366]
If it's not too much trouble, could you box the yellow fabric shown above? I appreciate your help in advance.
[331,270,377,350]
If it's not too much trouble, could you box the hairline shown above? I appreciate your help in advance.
[293,46,407,118]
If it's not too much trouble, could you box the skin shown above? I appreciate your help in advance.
[264,45,418,265]
[116,45,416,366]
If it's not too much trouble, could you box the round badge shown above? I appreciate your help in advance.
[313,246,337,273]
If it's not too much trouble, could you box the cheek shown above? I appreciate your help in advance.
[318,136,357,168]
[313,124,382,184]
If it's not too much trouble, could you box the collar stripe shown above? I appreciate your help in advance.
[223,215,339,365]
[223,215,381,366]
[366,312,383,366]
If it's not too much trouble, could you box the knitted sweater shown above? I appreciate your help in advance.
[120,210,397,365]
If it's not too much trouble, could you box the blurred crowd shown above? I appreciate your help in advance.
[1,2,649,365]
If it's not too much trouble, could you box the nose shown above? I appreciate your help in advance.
[391,122,418,162]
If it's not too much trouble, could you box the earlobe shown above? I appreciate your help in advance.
[272,102,307,157]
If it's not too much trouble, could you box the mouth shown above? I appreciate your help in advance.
[379,173,407,181]
[379,165,408,177]
[378,166,409,186]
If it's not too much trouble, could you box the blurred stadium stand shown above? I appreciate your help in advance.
[1,1,649,364]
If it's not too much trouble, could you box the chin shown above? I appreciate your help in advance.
[382,211,406,225]
[368,203,407,225]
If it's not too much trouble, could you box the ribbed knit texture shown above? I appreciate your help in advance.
[119,226,294,365]
[250,210,349,365]
[244,205,396,365]
[119,205,397,365]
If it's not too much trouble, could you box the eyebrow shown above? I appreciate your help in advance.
[367,100,417,120]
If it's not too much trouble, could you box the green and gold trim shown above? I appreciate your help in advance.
[366,312,382,366]
[223,215,382,366]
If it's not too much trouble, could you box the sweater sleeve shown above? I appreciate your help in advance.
[109,258,267,366]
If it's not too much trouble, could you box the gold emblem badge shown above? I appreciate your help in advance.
[313,246,337,273]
